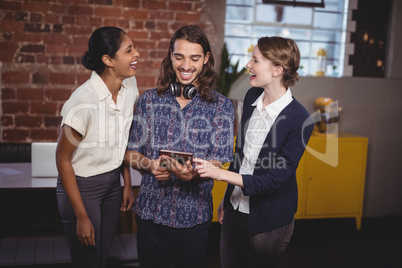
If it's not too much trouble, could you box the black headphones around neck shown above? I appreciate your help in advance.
[169,82,198,99]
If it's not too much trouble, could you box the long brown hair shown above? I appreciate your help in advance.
[156,25,217,102]
[257,36,300,88]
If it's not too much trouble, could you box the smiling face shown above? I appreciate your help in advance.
[246,45,281,89]
[111,34,139,80]
[170,39,210,88]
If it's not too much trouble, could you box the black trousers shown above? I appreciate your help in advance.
[135,215,210,268]
[220,204,294,268]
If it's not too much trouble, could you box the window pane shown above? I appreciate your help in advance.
[311,42,340,59]
[286,28,312,41]
[227,0,252,5]
[225,24,253,38]
[315,0,344,12]
[256,5,313,25]
[226,5,253,22]
[252,25,283,38]
[312,29,341,42]
[314,11,343,29]
[225,37,253,55]
[295,41,311,59]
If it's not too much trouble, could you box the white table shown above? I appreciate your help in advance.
[0,163,142,189]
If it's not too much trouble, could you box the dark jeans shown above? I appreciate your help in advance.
[135,215,210,268]
[57,168,122,268]
[220,204,294,268]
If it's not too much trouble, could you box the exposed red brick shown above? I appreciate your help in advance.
[0,0,22,11]
[122,9,149,20]
[95,7,122,17]
[62,15,75,25]
[30,101,58,115]
[176,12,199,22]
[51,4,66,14]
[33,72,50,84]
[49,73,75,85]
[77,72,91,85]
[30,13,43,22]
[143,0,166,10]
[46,44,67,54]
[0,40,18,54]
[64,25,93,35]
[44,116,62,128]
[50,56,63,64]
[2,102,30,114]
[104,18,119,27]
[36,55,50,63]
[169,2,193,11]
[89,17,102,27]
[14,32,44,43]
[58,0,84,4]
[67,5,93,16]
[151,32,172,41]
[23,2,51,13]
[30,129,59,141]
[75,16,89,26]
[2,70,30,84]
[135,40,156,50]
[137,75,157,88]
[3,129,30,142]
[1,116,13,127]
[115,0,140,8]
[20,44,45,53]
[46,88,73,101]
[89,0,112,5]
[150,11,174,20]
[0,20,24,32]
[17,88,45,100]
[127,30,148,40]
[44,14,62,25]
[68,45,87,56]
[43,34,71,46]
[1,88,16,100]
[15,115,43,127]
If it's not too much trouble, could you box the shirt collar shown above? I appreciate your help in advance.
[90,71,110,101]
[90,71,129,102]
[252,88,293,118]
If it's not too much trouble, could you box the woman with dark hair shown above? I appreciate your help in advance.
[56,26,139,268]
[195,36,314,268]
[125,25,234,268]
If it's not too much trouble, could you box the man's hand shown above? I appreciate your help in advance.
[151,158,172,181]
[160,156,198,182]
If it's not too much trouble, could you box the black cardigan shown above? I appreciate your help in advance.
[223,87,314,235]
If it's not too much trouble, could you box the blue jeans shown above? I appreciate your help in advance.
[135,215,210,268]
[220,204,294,268]
[57,168,122,268]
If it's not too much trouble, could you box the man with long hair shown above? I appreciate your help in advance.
[125,25,234,268]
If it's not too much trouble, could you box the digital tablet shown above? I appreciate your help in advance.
[159,149,193,166]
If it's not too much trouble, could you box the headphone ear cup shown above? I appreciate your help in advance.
[170,82,181,97]
[183,84,198,99]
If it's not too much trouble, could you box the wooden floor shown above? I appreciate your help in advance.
[0,234,138,267]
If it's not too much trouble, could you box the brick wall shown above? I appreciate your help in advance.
[0,0,225,142]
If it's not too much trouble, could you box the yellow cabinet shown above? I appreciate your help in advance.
[295,133,368,229]
[212,133,368,230]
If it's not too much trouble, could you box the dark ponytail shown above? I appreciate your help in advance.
[82,27,126,75]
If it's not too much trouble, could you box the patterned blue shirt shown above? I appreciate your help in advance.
[127,88,234,228]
